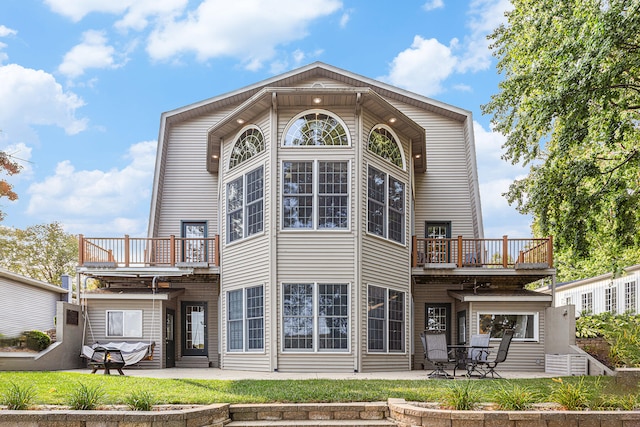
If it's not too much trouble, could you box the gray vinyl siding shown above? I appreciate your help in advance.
[470,301,547,372]
[0,279,62,337]
[83,299,162,369]
[156,109,238,238]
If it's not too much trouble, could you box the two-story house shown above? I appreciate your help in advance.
[77,62,556,373]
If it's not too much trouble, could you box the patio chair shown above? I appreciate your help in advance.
[478,329,514,379]
[458,333,490,377]
[420,331,454,379]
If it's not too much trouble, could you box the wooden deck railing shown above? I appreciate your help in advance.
[78,235,220,267]
[411,236,553,269]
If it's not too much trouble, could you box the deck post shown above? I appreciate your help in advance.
[548,235,554,268]
[78,234,84,266]
[215,235,220,266]
[124,235,130,267]
[457,236,463,268]
[170,235,176,266]
[502,235,508,268]
[412,236,417,268]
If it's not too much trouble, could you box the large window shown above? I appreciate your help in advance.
[625,281,636,313]
[478,313,538,341]
[282,283,349,352]
[106,310,143,338]
[367,285,405,352]
[227,166,264,242]
[283,160,349,229]
[283,112,348,146]
[367,166,405,243]
[605,287,617,314]
[227,285,264,352]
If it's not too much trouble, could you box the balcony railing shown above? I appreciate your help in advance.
[78,235,220,268]
[412,236,553,269]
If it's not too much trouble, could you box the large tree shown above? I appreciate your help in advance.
[483,0,640,281]
[0,151,21,221]
[0,222,78,285]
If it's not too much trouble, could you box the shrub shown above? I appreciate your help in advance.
[1,382,36,410]
[68,383,104,410]
[549,377,597,410]
[493,382,539,410]
[23,330,51,351]
[442,380,481,410]
[125,390,155,411]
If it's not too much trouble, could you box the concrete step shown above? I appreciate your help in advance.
[227,421,396,427]
[174,356,209,368]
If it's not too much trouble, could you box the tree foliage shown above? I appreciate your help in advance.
[0,151,21,221]
[483,0,640,280]
[0,222,78,285]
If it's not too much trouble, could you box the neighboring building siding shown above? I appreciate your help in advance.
[0,277,63,337]
[83,299,162,369]
[470,301,547,372]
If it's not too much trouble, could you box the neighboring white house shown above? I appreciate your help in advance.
[0,268,70,337]
[540,265,640,316]
[76,62,558,372]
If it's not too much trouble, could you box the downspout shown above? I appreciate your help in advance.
[354,92,362,373]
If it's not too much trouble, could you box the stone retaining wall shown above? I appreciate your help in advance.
[0,403,229,427]
[229,402,389,422]
[388,398,640,427]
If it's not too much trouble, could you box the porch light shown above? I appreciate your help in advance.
[236,118,245,124]
[414,154,422,159]
[211,154,219,159]
[388,117,397,124]
[312,97,322,104]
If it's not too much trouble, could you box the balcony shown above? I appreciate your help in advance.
[78,235,220,268]
[412,236,553,269]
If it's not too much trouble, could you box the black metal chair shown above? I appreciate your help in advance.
[478,329,514,379]
[420,331,454,379]
[463,333,491,377]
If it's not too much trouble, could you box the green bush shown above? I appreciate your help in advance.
[493,382,539,410]
[68,383,104,410]
[550,377,597,410]
[442,380,481,410]
[23,330,51,351]
[125,390,155,411]
[1,382,36,410]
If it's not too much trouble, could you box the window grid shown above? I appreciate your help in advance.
[283,284,314,350]
[605,287,617,314]
[367,166,404,243]
[582,292,593,314]
[368,127,403,169]
[318,161,349,229]
[227,286,264,352]
[367,285,405,353]
[625,281,636,313]
[226,166,264,243]
[283,113,348,146]
[229,127,265,169]
[318,284,348,350]
[283,162,314,229]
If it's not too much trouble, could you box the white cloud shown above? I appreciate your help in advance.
[339,11,351,28]
[146,0,342,69]
[0,142,33,177]
[0,64,88,140]
[58,30,122,78]
[380,36,457,97]
[0,25,17,37]
[423,0,444,11]
[473,121,532,237]
[456,0,512,73]
[25,140,156,236]
[43,0,186,30]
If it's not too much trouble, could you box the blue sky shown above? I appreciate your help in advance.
[0,0,530,238]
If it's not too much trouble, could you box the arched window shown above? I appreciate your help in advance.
[368,126,404,169]
[283,111,349,146]
[229,126,265,169]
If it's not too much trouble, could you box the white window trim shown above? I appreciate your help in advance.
[106,309,143,338]
[228,124,266,171]
[365,163,406,246]
[366,284,407,354]
[477,311,539,342]
[280,282,351,354]
[226,165,265,244]
[367,124,406,171]
[625,281,637,313]
[226,285,265,353]
[280,160,351,232]
[281,109,351,147]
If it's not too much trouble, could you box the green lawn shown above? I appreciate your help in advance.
[0,372,628,407]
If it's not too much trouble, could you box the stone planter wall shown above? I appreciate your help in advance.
[388,398,640,427]
[229,402,389,422]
